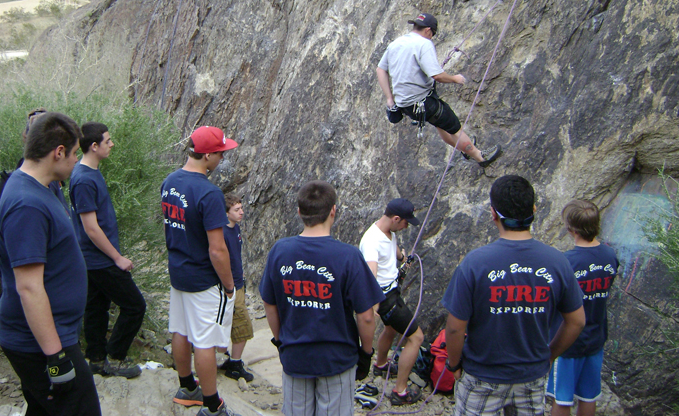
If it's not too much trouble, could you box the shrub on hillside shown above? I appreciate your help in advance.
[643,169,679,288]
[1,7,33,23]
[0,87,182,254]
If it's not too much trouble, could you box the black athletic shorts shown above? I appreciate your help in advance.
[401,91,462,135]
[377,288,419,337]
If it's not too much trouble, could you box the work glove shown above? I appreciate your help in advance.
[356,347,374,380]
[46,350,76,394]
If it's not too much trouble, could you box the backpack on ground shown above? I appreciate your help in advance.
[430,329,456,394]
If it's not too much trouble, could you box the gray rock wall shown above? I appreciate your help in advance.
[24,0,679,414]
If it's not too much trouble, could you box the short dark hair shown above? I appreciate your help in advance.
[187,138,204,160]
[24,112,82,161]
[225,193,242,211]
[80,122,109,153]
[490,175,535,231]
[298,180,336,227]
[562,200,600,242]
[23,107,47,139]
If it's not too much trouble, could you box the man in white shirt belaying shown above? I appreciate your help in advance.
[359,198,424,406]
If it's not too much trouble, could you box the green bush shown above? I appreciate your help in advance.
[643,169,679,285]
[35,0,78,18]
[1,7,33,23]
[0,86,182,257]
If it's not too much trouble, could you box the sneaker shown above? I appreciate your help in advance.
[373,361,398,377]
[196,398,240,416]
[356,383,379,397]
[462,136,477,160]
[89,359,107,376]
[104,356,142,379]
[222,360,254,382]
[173,385,203,407]
[478,144,502,168]
[390,384,423,406]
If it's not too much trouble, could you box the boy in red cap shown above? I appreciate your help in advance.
[162,126,240,416]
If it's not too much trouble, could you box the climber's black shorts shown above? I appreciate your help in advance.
[401,92,462,135]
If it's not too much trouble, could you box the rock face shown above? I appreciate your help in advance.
[24,0,679,414]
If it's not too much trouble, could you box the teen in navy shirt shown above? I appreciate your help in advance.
[259,181,384,416]
[547,200,619,416]
[69,122,145,379]
[0,112,101,415]
[442,175,585,416]
[162,126,239,416]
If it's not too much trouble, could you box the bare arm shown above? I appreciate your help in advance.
[264,302,281,340]
[206,228,234,296]
[366,261,380,315]
[14,263,62,355]
[432,72,466,84]
[80,211,133,271]
[376,67,395,108]
[445,313,467,379]
[549,306,586,362]
[356,307,377,354]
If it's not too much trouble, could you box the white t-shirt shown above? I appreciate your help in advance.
[377,32,444,107]
[359,223,399,291]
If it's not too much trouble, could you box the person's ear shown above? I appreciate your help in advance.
[490,207,499,221]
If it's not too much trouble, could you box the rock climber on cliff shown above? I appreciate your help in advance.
[377,13,502,168]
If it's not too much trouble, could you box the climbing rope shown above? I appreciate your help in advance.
[368,0,520,413]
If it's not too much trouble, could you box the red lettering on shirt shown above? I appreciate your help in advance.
[515,285,534,302]
[318,284,332,299]
[282,280,332,300]
[489,286,506,302]
[302,281,317,297]
[534,286,550,301]
[489,285,550,302]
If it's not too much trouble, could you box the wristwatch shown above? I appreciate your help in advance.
[445,358,462,372]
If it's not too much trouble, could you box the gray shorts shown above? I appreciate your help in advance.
[282,366,356,416]
[454,372,547,416]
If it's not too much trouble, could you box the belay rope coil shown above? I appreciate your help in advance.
[368,0,520,414]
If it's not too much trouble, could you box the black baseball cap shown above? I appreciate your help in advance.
[386,198,420,226]
[408,13,438,35]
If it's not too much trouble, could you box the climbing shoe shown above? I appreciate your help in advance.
[373,361,398,377]
[88,359,106,376]
[104,356,142,379]
[478,144,502,168]
[173,385,203,407]
[462,136,477,160]
[223,359,254,382]
[196,398,240,416]
[390,385,423,406]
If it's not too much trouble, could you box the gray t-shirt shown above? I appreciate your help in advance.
[378,32,444,107]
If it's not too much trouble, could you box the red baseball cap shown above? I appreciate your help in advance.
[190,126,238,153]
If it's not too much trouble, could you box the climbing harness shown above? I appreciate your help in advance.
[368,0,520,413]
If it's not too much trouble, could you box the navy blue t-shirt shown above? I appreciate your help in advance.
[550,244,618,358]
[259,235,385,378]
[161,169,228,292]
[69,162,119,270]
[223,224,244,290]
[0,170,87,352]
[441,238,584,384]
